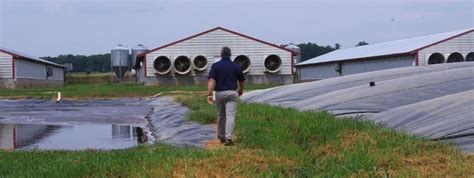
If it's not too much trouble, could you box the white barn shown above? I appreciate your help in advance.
[296,28,474,81]
[136,27,296,86]
[0,47,65,89]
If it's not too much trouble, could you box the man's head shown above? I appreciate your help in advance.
[221,46,232,58]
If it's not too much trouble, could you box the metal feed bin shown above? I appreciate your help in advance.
[131,44,149,83]
[131,44,148,69]
[284,43,301,82]
[111,45,130,82]
[284,43,301,64]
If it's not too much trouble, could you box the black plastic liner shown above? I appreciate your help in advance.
[242,63,474,152]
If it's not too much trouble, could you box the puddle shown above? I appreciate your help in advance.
[0,97,217,149]
[0,123,151,150]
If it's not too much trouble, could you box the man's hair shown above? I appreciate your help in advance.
[221,46,232,58]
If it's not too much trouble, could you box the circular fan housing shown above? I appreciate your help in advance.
[264,55,282,73]
[153,56,172,74]
[173,56,192,75]
[193,55,208,71]
[233,55,251,73]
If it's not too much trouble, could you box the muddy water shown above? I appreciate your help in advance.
[0,123,150,150]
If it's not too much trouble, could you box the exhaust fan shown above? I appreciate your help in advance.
[264,55,282,73]
[234,55,251,73]
[174,56,192,75]
[193,55,208,71]
[153,56,172,74]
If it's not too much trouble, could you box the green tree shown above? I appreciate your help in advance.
[356,41,369,47]
[297,42,339,62]
[42,54,112,73]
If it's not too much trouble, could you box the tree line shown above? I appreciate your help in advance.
[43,41,368,73]
[43,54,111,73]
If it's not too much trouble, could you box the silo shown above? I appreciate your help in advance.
[131,44,148,69]
[111,45,129,82]
[285,43,301,82]
[285,43,301,64]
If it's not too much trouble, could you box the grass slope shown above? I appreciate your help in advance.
[176,95,474,177]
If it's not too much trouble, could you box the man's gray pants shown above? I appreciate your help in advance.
[215,90,239,140]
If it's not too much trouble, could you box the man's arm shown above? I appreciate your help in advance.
[207,64,216,105]
[207,78,216,104]
[236,66,246,96]
[238,80,245,96]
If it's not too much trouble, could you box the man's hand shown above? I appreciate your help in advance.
[207,95,214,105]
[238,80,245,96]
[207,79,216,104]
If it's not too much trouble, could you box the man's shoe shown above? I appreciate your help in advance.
[224,139,234,146]
[218,136,225,143]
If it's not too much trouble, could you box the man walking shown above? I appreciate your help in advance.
[207,46,245,146]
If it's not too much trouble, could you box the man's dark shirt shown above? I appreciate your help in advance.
[208,58,245,91]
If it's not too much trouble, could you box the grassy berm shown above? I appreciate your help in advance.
[0,84,473,177]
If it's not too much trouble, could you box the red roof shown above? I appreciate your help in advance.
[138,27,294,57]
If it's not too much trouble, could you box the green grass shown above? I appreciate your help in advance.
[0,145,205,177]
[0,87,473,177]
[176,95,474,176]
[0,83,275,99]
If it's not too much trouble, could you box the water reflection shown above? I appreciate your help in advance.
[0,123,149,150]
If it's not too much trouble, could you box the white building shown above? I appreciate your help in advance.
[136,27,297,85]
[296,28,474,81]
[0,47,65,89]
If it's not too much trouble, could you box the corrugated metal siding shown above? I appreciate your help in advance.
[418,31,474,65]
[16,59,47,80]
[15,59,64,81]
[16,59,64,80]
[49,67,64,81]
[342,55,414,75]
[146,29,292,77]
[298,29,472,66]
[299,63,340,81]
[0,52,13,79]
[298,55,414,81]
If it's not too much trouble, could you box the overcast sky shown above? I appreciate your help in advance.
[0,0,472,57]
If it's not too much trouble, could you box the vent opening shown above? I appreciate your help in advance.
[234,55,251,73]
[264,55,282,73]
[428,53,445,65]
[193,55,208,71]
[174,56,192,75]
[153,56,172,74]
[447,52,464,63]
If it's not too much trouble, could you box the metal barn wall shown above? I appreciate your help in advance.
[297,55,414,81]
[16,59,47,80]
[15,59,64,81]
[50,67,65,81]
[14,59,64,88]
[0,51,13,79]
[418,31,474,65]
[298,63,340,81]
[137,66,145,84]
[341,55,414,75]
[145,29,293,85]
